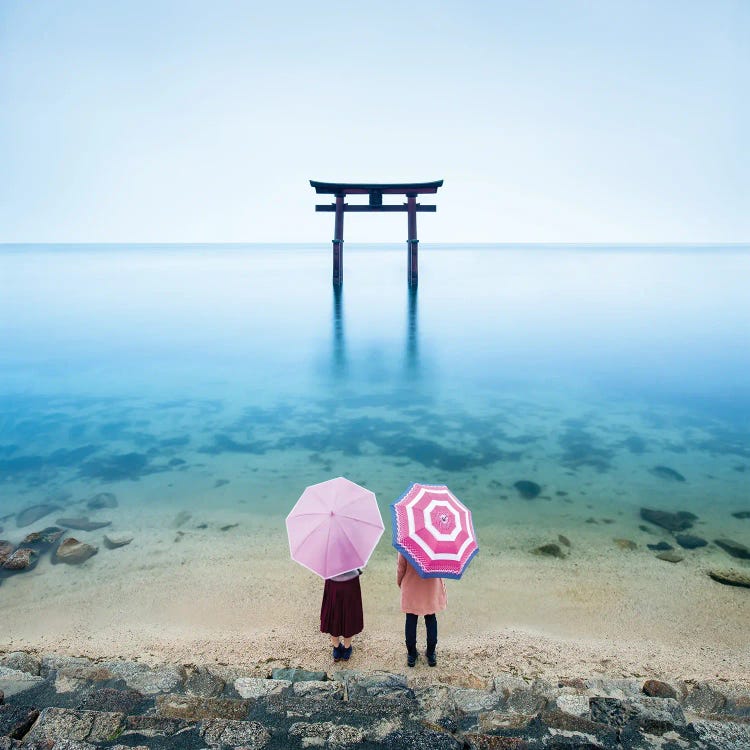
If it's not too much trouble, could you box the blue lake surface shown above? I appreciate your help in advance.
[1,243,749,542]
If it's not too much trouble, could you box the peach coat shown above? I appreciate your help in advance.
[396,553,447,616]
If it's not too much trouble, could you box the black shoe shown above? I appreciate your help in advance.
[332,644,343,662]
[407,651,418,668]
[426,651,437,667]
[340,645,353,661]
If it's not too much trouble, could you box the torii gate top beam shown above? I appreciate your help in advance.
[310,180,443,196]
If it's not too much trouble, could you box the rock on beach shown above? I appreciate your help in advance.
[0,541,14,566]
[1,548,35,571]
[656,551,684,563]
[708,570,750,589]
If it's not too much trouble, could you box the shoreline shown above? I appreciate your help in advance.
[2,520,749,688]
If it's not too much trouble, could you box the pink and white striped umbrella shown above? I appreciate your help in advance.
[391,483,479,579]
[286,477,384,579]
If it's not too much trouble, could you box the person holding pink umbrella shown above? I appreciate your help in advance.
[286,477,385,663]
[397,552,446,667]
[320,566,364,661]
[392,483,479,668]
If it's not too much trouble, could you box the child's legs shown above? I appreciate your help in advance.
[404,613,418,653]
[424,613,437,654]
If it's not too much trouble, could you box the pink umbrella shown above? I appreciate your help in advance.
[391,483,479,579]
[286,477,384,579]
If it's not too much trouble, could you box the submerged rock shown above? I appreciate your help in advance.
[87,492,118,510]
[647,541,673,552]
[715,538,750,560]
[55,538,98,565]
[173,511,192,528]
[16,503,61,528]
[656,551,684,563]
[532,543,565,558]
[104,532,134,549]
[708,569,750,589]
[640,508,697,532]
[651,466,686,482]
[513,480,542,499]
[614,538,637,550]
[557,534,571,548]
[56,517,111,532]
[731,511,750,519]
[675,534,708,549]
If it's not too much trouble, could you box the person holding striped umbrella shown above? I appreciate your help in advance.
[391,483,479,667]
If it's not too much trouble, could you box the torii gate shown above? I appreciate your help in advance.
[310,180,444,286]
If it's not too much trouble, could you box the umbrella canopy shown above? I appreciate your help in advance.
[286,476,384,579]
[391,483,479,579]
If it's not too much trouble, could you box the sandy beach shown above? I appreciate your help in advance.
[2,516,749,688]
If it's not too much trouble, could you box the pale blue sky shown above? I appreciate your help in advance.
[1,1,748,243]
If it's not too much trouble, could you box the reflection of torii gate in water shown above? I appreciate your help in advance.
[331,286,420,378]
[310,180,444,286]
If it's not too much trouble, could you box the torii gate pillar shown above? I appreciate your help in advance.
[407,194,418,287]
[333,194,344,286]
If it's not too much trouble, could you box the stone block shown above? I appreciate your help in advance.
[682,682,728,715]
[451,688,503,715]
[200,718,271,748]
[0,652,41,676]
[343,672,413,701]
[589,696,685,734]
[102,661,186,695]
[156,693,250,721]
[234,677,291,699]
[288,720,365,748]
[23,707,124,744]
[184,664,226,698]
[291,680,343,699]
[0,668,46,699]
[0,704,40,740]
[272,668,327,683]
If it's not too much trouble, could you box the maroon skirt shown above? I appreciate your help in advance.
[320,577,364,638]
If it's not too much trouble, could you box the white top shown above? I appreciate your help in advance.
[329,568,363,582]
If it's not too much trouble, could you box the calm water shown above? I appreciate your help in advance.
[1,244,749,546]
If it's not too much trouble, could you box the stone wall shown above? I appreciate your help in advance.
[1,652,749,749]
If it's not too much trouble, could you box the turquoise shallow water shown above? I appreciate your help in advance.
[1,244,749,546]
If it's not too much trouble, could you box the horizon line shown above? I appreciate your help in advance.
[2,241,749,248]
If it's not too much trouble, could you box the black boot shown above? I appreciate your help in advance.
[406,642,418,668]
[425,647,437,667]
